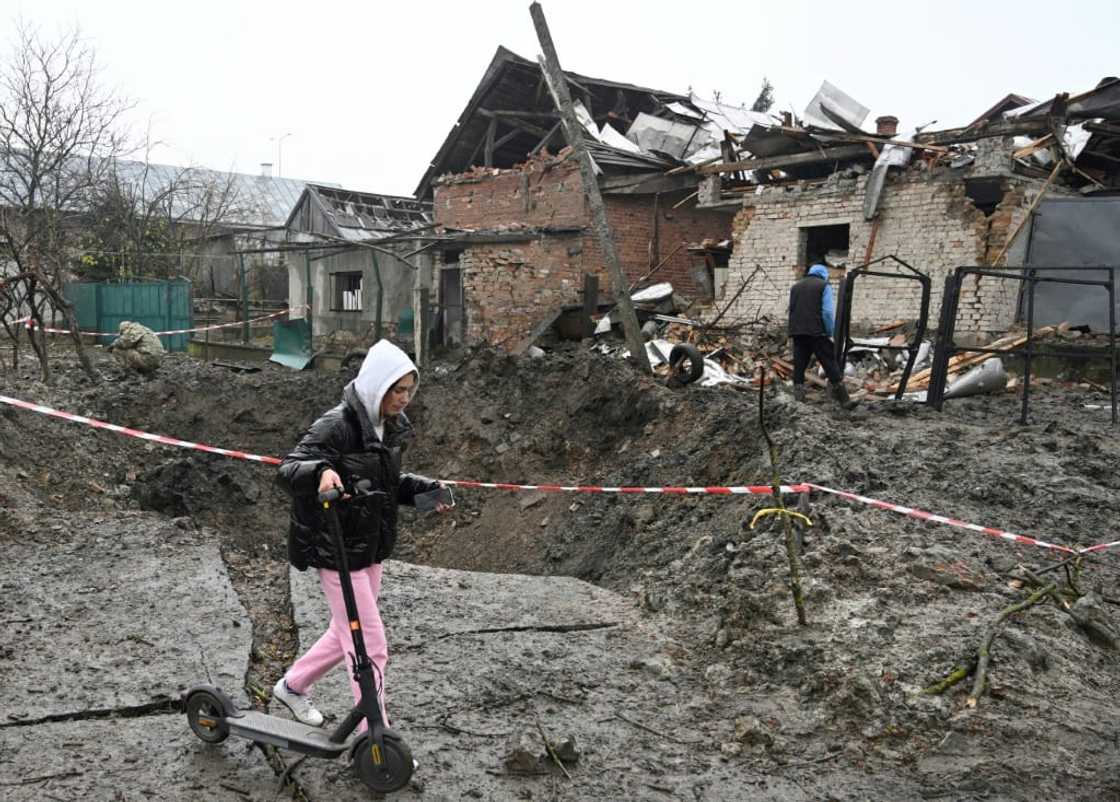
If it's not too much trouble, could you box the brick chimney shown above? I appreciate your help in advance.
[875,116,899,137]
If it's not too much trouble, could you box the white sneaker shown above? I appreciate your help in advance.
[272,678,324,727]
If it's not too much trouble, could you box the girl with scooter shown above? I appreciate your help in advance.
[273,339,451,732]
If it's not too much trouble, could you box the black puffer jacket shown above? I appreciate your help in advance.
[276,384,438,571]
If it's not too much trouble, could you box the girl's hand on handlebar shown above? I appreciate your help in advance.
[318,468,349,499]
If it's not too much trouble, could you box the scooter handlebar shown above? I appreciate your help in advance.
[317,479,388,506]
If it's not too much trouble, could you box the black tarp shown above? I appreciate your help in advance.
[1024,196,1120,330]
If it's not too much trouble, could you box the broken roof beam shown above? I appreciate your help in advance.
[479,109,561,119]
[697,143,871,175]
[914,117,1051,146]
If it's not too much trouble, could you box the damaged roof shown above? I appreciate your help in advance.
[110,161,328,229]
[417,46,774,199]
[287,184,432,243]
[695,76,1120,197]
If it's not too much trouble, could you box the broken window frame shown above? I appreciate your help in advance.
[331,271,364,313]
[834,255,931,400]
[928,265,1118,424]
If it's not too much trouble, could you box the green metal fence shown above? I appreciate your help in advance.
[64,279,193,352]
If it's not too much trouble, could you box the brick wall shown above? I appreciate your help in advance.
[458,235,596,346]
[434,156,587,231]
[723,169,1052,336]
[587,196,733,297]
[435,154,733,348]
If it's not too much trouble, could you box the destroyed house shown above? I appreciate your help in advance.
[284,184,434,339]
[419,47,751,348]
[694,78,1120,336]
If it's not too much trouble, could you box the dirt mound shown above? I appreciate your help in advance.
[2,344,1120,798]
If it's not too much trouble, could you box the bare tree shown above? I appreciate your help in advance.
[78,139,246,282]
[0,20,131,381]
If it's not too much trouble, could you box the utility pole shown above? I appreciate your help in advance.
[271,132,293,178]
[529,2,651,373]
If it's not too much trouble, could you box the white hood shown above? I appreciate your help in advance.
[347,340,418,425]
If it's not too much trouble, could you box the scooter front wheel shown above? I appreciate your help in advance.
[353,733,413,793]
[185,689,230,744]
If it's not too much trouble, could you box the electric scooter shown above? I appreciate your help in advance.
[182,481,413,794]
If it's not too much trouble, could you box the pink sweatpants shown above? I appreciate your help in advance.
[284,564,390,728]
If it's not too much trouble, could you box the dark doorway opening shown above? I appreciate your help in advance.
[801,223,850,267]
[439,250,464,347]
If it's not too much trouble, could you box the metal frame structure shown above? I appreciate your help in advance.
[834,254,931,400]
[928,265,1117,424]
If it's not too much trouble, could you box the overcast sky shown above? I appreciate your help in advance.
[7,0,1119,197]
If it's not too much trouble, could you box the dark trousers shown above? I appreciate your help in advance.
[792,335,842,386]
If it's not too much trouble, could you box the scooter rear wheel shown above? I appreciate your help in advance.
[353,733,413,793]
[185,690,230,744]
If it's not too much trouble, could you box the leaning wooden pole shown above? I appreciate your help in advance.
[529,2,651,373]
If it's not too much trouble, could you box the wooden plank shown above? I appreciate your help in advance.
[530,121,562,156]
[599,172,697,195]
[512,307,565,355]
[772,356,828,388]
[479,109,561,120]
[494,124,539,150]
[897,327,1056,392]
[913,117,1051,146]
[989,160,1064,267]
[1084,121,1120,137]
[1012,134,1055,160]
[484,117,496,167]
[698,144,872,175]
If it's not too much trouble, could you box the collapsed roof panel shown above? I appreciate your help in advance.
[626,113,715,161]
[416,46,688,199]
[1017,77,1120,121]
[288,184,432,242]
[696,75,1120,196]
[803,81,871,132]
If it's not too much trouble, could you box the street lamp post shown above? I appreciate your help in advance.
[270,132,293,177]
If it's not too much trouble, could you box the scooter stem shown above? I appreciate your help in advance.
[321,498,388,750]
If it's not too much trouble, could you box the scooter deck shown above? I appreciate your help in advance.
[228,710,355,757]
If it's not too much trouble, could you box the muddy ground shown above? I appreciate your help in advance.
[1,342,1119,801]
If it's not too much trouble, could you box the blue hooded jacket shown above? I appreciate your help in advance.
[808,264,836,336]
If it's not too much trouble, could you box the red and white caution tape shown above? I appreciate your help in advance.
[1,392,1117,555]
[443,480,809,496]
[24,307,301,338]
[0,394,281,465]
[805,482,1079,555]
[1079,539,1120,555]
[0,394,803,494]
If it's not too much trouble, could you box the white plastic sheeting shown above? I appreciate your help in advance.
[803,81,870,132]
[621,94,776,165]
[630,282,674,304]
[597,121,644,154]
[626,112,715,160]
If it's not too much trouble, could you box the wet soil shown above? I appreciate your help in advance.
[2,343,1119,800]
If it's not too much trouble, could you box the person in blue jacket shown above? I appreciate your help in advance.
[787,257,855,409]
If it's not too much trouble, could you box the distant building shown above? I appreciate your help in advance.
[284,184,433,340]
